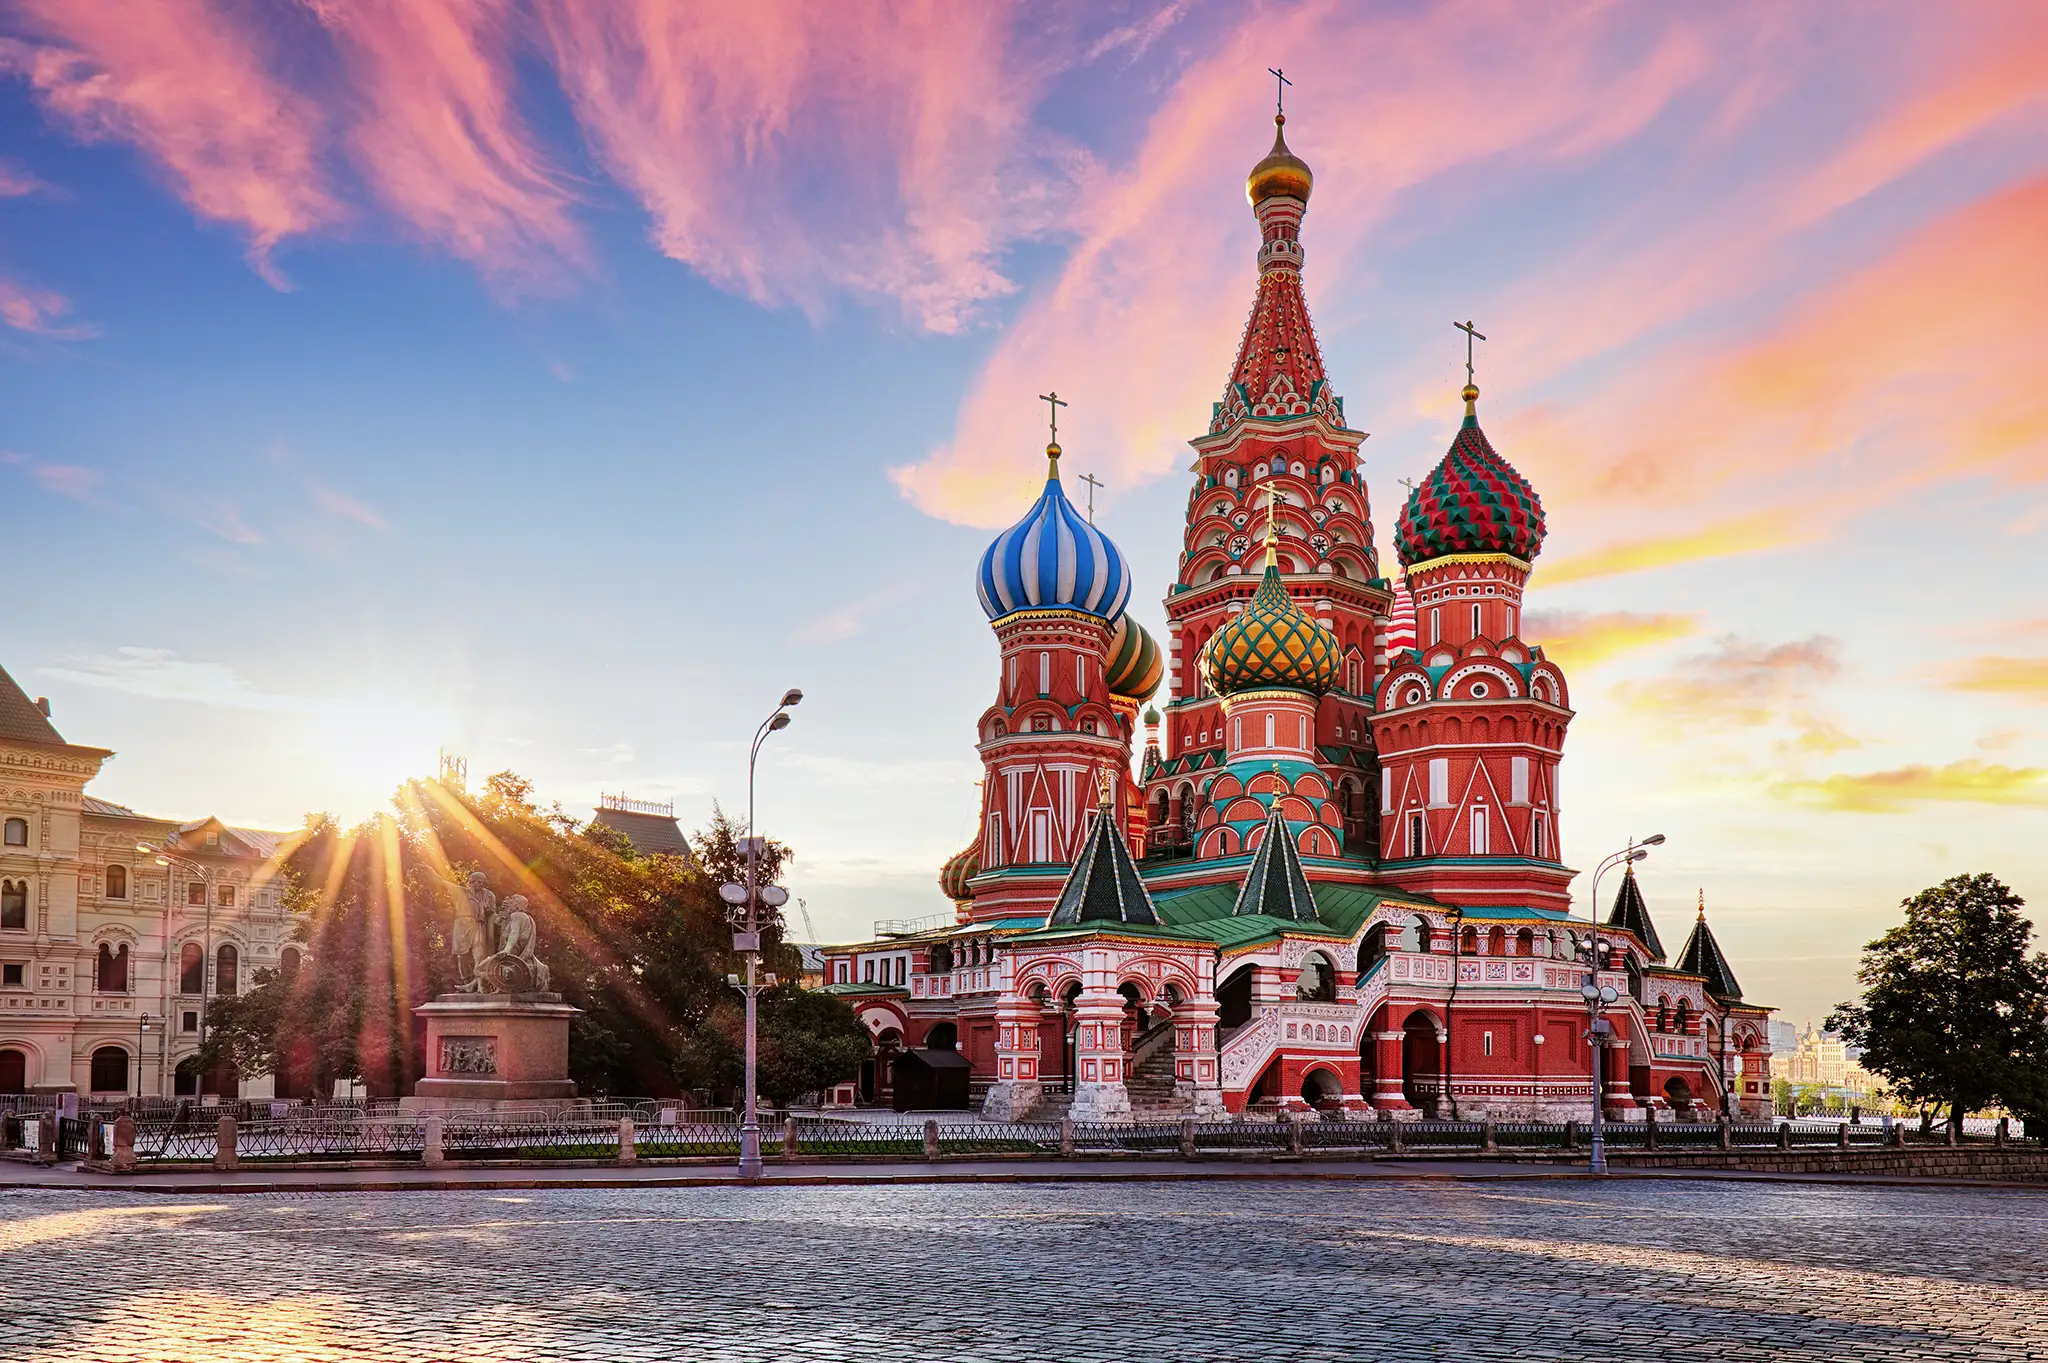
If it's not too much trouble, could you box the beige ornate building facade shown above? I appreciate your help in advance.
[0,660,294,1100]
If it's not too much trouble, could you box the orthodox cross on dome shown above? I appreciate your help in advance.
[1267,67,1291,117]
[1454,319,1487,386]
[1038,390,1067,445]
[1078,472,1104,524]
[1264,483,1285,567]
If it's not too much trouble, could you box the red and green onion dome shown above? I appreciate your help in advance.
[939,841,980,901]
[1200,560,1342,695]
[1105,614,1164,701]
[1394,385,1547,567]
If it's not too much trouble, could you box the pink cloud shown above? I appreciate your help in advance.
[534,0,1075,332]
[1,0,340,285]
[1,451,106,504]
[0,158,50,197]
[0,273,94,338]
[307,480,388,531]
[303,0,588,296]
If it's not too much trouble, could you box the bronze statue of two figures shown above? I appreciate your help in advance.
[448,870,552,995]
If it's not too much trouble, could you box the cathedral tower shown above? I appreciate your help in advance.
[1143,110,1393,859]
[1372,382,1574,909]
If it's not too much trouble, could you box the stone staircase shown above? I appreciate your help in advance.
[1124,1043,1181,1112]
[1023,1090,1072,1122]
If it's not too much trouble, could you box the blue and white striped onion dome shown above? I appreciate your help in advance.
[976,448,1133,623]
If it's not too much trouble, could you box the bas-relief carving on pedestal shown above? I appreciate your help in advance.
[438,1036,498,1075]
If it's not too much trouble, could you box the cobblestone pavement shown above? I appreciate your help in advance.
[3,1181,2045,1362]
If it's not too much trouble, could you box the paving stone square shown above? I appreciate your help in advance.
[2,1179,2045,1362]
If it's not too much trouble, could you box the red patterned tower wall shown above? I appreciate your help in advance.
[970,610,1132,922]
[1371,556,1574,911]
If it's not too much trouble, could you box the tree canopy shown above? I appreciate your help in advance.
[1826,873,2048,1130]
[199,773,860,1104]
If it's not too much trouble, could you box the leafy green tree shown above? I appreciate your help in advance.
[200,777,854,1104]
[1827,873,2048,1134]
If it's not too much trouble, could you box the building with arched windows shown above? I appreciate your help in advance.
[822,109,1774,1121]
[0,664,294,1100]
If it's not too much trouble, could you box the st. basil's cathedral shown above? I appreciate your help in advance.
[821,110,1774,1123]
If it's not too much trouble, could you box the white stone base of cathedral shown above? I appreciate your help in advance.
[980,1080,1042,1122]
[1178,1080,1227,1118]
[1067,1081,1133,1122]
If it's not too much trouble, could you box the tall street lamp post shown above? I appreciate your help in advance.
[135,1013,150,1104]
[719,688,802,1181]
[1571,834,1664,1174]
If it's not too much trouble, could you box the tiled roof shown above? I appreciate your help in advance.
[1674,911,1743,1000]
[1231,806,1319,922]
[0,662,64,746]
[82,796,140,818]
[1606,867,1665,961]
[590,807,692,858]
[1047,807,1160,927]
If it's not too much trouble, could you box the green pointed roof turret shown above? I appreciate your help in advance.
[1047,795,1160,927]
[1606,865,1665,961]
[1231,804,1320,922]
[1675,891,1742,1000]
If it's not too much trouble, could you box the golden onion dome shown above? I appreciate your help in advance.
[1201,560,1342,696]
[1247,113,1313,207]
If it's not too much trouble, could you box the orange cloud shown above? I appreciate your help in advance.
[0,274,94,337]
[1945,656,2048,703]
[1519,610,1698,670]
[1615,635,1841,727]
[1538,510,1812,586]
[1772,759,2048,813]
[535,1,1067,332]
[1,0,340,284]
[306,0,587,295]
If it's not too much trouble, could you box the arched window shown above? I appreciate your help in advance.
[0,1047,25,1094]
[216,944,239,996]
[280,946,302,981]
[178,942,204,994]
[1487,927,1506,956]
[1674,999,1692,1036]
[96,942,130,993]
[2,817,25,846]
[0,879,25,931]
[1460,926,1479,955]
[89,1045,129,1094]
[105,865,128,900]
[1515,928,1534,957]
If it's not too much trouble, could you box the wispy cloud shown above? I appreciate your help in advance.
[2,451,107,504]
[1520,610,1698,670]
[1614,636,1858,757]
[1772,759,2048,813]
[304,0,588,296]
[1538,511,1812,587]
[172,497,263,546]
[0,158,51,197]
[307,481,388,531]
[42,647,299,711]
[1,0,341,285]
[788,582,918,647]
[534,1,1079,333]
[0,274,95,337]
[1943,656,2048,703]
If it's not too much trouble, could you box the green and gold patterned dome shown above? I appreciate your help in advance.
[1201,559,1342,696]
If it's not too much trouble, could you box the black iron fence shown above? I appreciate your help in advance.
[41,1111,2042,1170]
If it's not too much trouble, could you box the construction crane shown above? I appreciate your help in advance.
[796,897,818,943]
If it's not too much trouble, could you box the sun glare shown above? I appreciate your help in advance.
[306,694,456,823]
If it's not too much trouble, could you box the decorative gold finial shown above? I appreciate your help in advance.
[1039,391,1068,475]
[1697,888,1707,921]
[1264,483,1284,569]
[1248,70,1312,206]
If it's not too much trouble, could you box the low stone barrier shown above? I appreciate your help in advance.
[1611,1147,2048,1182]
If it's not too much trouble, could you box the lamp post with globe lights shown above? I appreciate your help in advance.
[719,688,802,1180]
[1568,834,1665,1173]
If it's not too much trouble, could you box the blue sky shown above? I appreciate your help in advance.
[3,1,2046,1025]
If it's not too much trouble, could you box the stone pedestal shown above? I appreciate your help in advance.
[404,993,583,1109]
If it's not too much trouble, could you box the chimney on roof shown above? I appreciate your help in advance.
[35,697,50,718]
